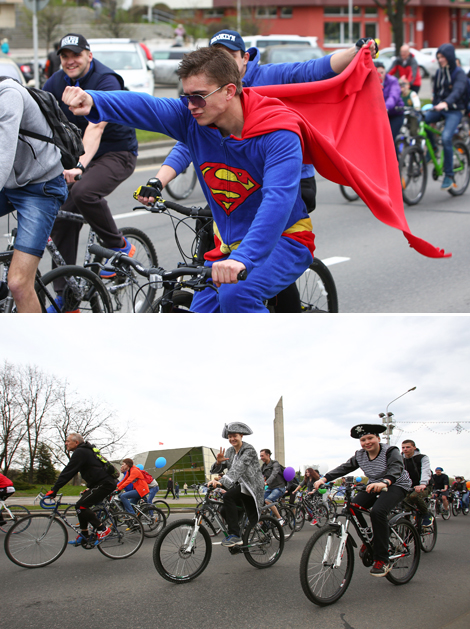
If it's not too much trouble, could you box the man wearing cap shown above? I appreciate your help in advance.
[431,467,450,513]
[314,423,412,577]
[207,422,265,546]
[451,476,469,511]
[401,439,433,527]
[42,33,138,302]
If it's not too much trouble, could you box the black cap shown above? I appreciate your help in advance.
[57,33,91,55]
[350,424,387,439]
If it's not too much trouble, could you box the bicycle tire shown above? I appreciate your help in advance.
[4,514,68,568]
[62,504,80,526]
[300,525,354,606]
[315,504,329,528]
[386,517,420,585]
[339,185,360,202]
[166,164,198,200]
[153,518,212,583]
[441,508,451,521]
[451,501,459,517]
[0,505,30,533]
[152,499,171,518]
[420,518,437,553]
[399,145,427,206]
[99,226,158,313]
[243,515,284,569]
[294,505,306,532]
[36,265,113,313]
[151,289,193,313]
[327,499,337,519]
[448,140,470,196]
[138,504,166,537]
[278,505,296,541]
[296,259,338,313]
[97,511,144,559]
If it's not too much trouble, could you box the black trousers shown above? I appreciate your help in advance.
[352,484,407,562]
[75,479,117,531]
[51,150,136,275]
[164,487,176,499]
[222,484,258,537]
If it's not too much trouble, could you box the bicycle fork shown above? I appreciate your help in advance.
[325,520,349,568]
[184,516,202,552]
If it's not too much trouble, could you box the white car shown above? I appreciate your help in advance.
[88,39,154,95]
[455,49,470,75]
[151,47,194,85]
[419,48,438,78]
[377,46,433,78]
[243,34,318,53]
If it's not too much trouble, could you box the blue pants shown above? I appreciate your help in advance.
[191,236,313,313]
[424,109,463,177]
[120,490,148,514]
[147,486,159,502]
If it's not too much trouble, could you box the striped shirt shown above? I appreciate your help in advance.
[356,444,411,491]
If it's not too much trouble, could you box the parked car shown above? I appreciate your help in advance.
[260,44,325,65]
[455,48,470,75]
[377,46,432,77]
[243,34,318,54]
[0,54,27,85]
[88,39,154,95]
[419,47,438,77]
[151,46,193,85]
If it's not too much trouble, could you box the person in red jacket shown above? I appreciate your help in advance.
[388,44,422,94]
[0,473,15,525]
[117,458,149,514]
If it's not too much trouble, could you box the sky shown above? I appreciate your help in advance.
[2,315,469,478]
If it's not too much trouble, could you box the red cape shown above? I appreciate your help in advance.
[241,48,450,259]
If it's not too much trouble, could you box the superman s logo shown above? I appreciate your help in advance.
[200,162,261,215]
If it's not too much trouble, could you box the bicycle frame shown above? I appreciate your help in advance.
[416,119,467,178]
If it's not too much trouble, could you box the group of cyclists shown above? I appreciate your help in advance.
[2,25,461,312]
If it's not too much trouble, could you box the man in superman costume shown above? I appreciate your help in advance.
[61,46,449,313]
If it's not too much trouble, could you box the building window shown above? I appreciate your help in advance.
[365,23,377,39]
[324,21,360,44]
[324,6,361,16]
[255,6,277,18]
[204,8,224,17]
[462,21,470,42]
[280,7,293,18]
[365,7,377,17]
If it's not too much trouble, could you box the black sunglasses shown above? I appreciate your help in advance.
[179,84,228,108]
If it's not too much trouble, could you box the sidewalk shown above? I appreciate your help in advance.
[136,138,177,167]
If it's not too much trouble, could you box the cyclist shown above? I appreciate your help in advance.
[45,433,117,545]
[450,475,468,510]
[292,467,320,496]
[43,32,138,304]
[374,61,405,143]
[401,439,433,527]
[61,46,316,313]
[207,422,264,547]
[260,448,286,525]
[314,423,412,577]
[116,458,149,514]
[431,467,450,514]
[0,472,15,525]
[388,44,422,94]
[425,44,468,191]
[0,78,67,312]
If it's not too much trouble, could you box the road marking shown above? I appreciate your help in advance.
[135,164,163,173]
[321,256,350,266]
[114,210,148,220]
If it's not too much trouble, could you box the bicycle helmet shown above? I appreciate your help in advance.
[350,424,386,439]
[222,422,253,439]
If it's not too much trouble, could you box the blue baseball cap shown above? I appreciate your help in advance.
[209,30,245,53]
[435,467,444,471]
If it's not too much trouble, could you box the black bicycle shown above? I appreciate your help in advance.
[429,489,451,520]
[299,480,420,606]
[391,495,437,553]
[449,490,469,517]
[152,485,284,583]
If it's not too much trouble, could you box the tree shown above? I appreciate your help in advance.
[35,442,57,484]
[0,361,26,474]
[372,0,410,52]
[21,0,73,51]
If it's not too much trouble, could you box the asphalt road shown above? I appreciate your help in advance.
[1,512,469,629]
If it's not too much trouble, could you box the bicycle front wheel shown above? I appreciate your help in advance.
[314,504,329,528]
[243,515,284,569]
[449,140,470,196]
[152,499,170,518]
[296,259,338,313]
[153,519,212,583]
[339,185,359,202]
[441,508,451,521]
[97,511,144,559]
[0,505,30,532]
[100,226,158,313]
[294,505,306,532]
[399,145,427,206]
[5,514,68,568]
[166,164,198,200]
[300,525,354,606]
[451,501,459,517]
[420,518,437,553]
[37,266,112,313]
[386,518,420,585]
[139,504,166,537]
[278,505,296,541]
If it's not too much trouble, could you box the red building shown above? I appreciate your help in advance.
[202,0,470,50]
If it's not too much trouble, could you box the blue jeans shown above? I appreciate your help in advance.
[191,236,313,313]
[424,109,463,177]
[147,486,159,502]
[264,487,285,503]
[0,174,67,257]
[120,490,148,514]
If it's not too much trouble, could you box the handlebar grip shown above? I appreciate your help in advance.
[74,174,82,181]
[89,243,116,259]
[237,269,247,281]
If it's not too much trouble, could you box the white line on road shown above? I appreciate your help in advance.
[321,256,351,266]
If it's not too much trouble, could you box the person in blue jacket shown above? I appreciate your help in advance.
[61,46,320,312]
[425,44,469,191]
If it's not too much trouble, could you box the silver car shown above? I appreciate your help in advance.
[151,47,193,85]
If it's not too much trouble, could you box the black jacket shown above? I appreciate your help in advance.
[52,442,117,493]
[261,459,286,490]
[432,44,468,111]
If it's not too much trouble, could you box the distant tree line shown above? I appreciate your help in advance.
[0,360,129,484]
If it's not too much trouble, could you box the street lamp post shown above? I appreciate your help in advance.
[378,387,416,444]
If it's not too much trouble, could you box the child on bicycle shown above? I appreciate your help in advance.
[314,423,412,577]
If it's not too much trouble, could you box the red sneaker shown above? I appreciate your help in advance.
[95,526,112,541]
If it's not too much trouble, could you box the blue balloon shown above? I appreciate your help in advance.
[155,457,167,469]
[356,476,363,482]
[136,464,144,470]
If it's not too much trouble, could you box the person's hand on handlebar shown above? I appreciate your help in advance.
[207,479,222,489]
[45,490,57,499]
[212,259,246,287]
[134,178,163,206]
[313,477,328,490]
[366,482,388,493]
